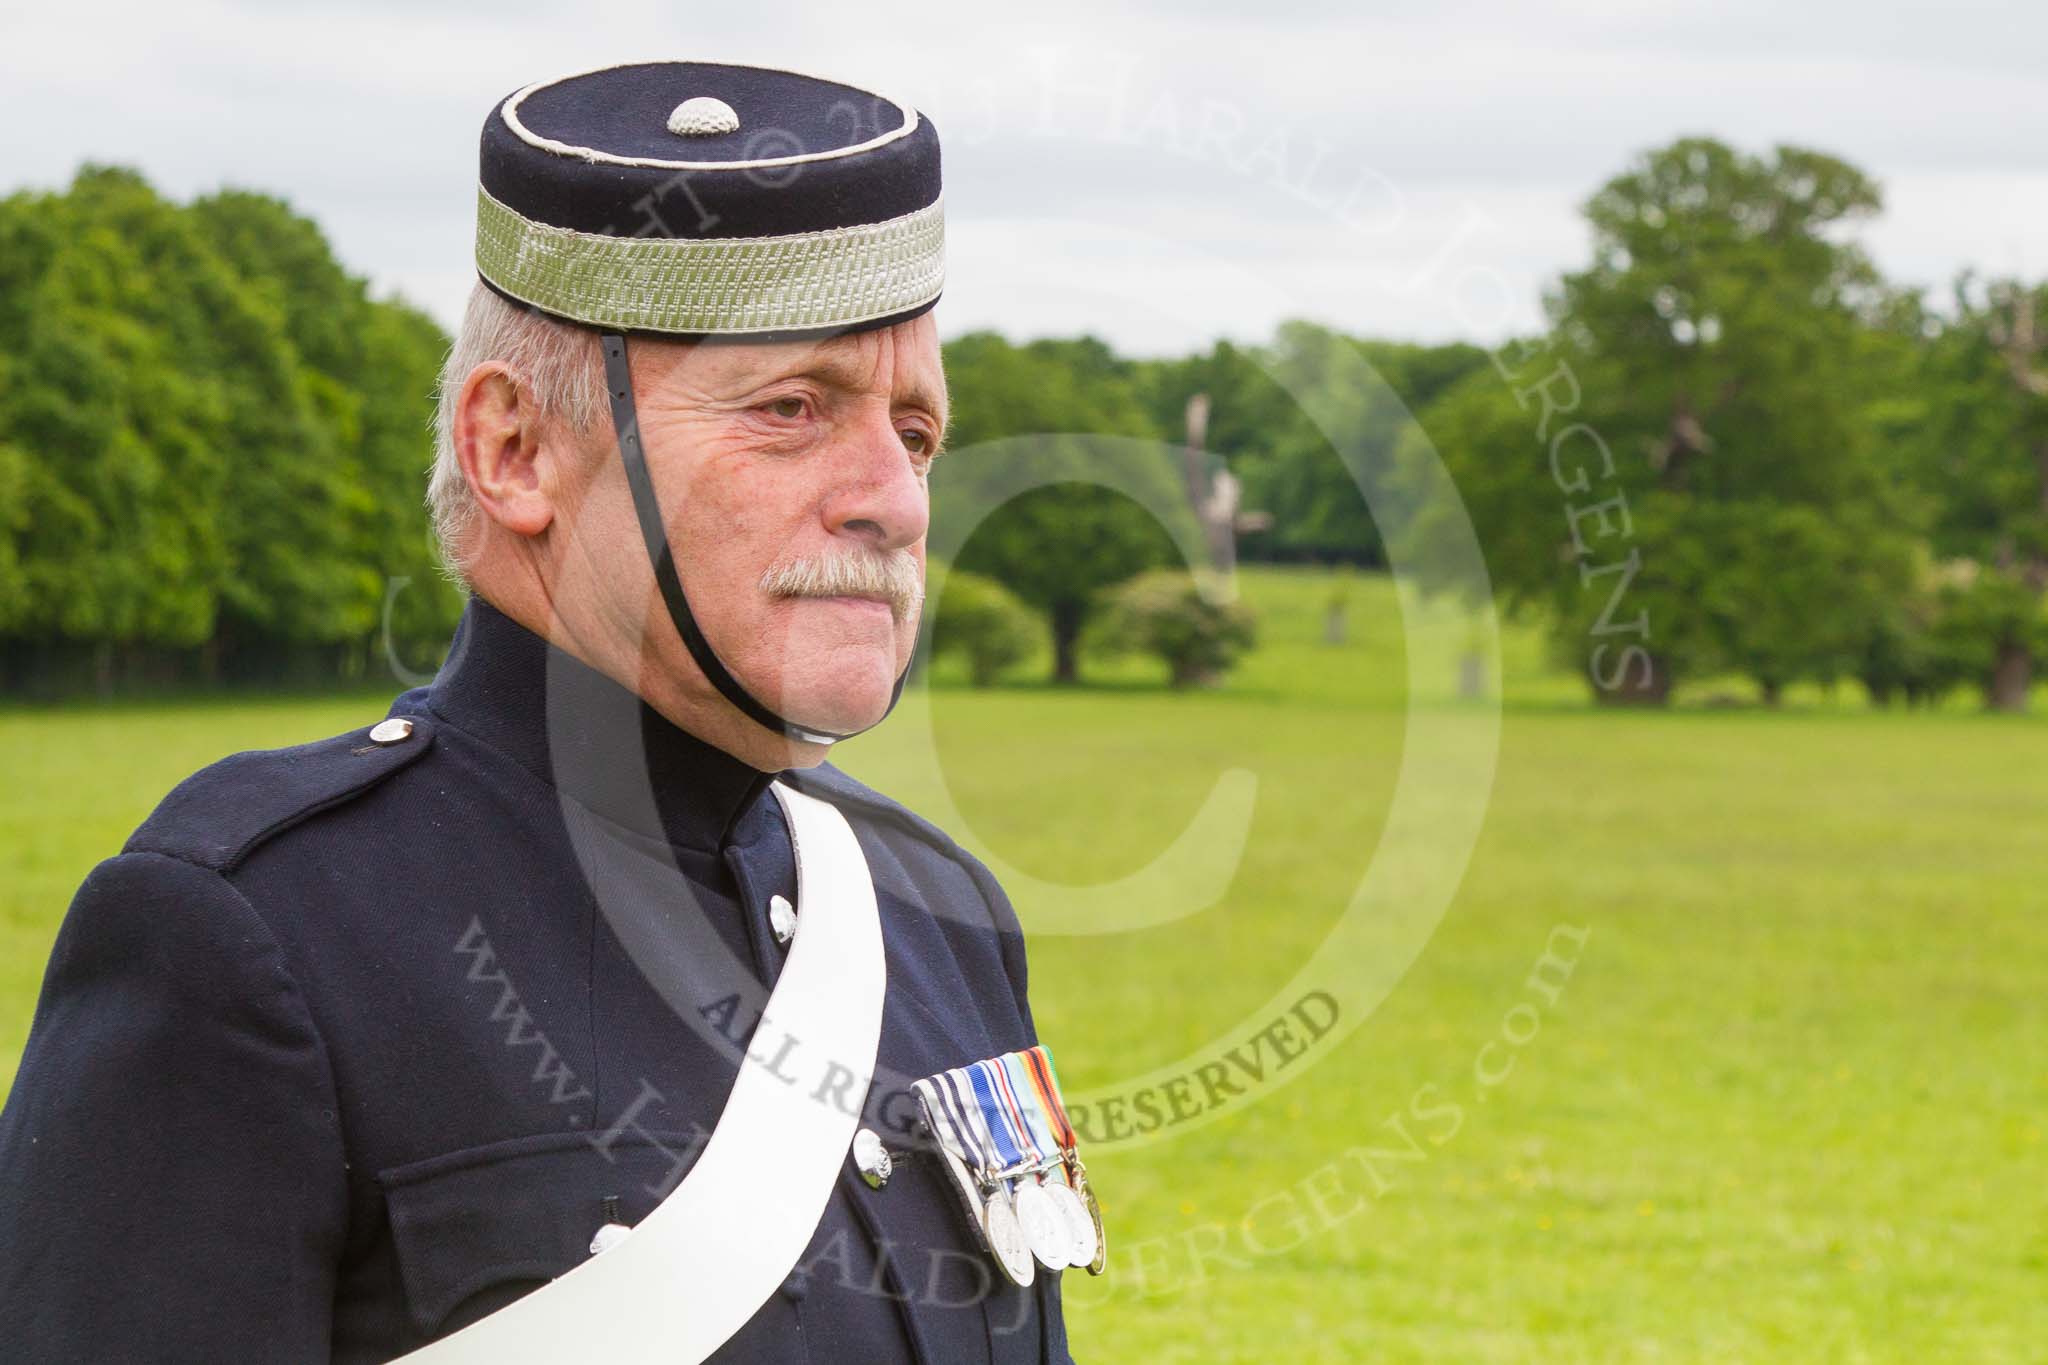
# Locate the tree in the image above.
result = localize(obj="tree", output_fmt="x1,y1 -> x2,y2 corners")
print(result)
1243,328 -> 1489,566
187,187 -> 460,677
1900,277 -> 2048,710
1402,138 -> 1913,703
933,334 -> 1178,682
0,169 -> 234,687
1135,327 -> 1489,567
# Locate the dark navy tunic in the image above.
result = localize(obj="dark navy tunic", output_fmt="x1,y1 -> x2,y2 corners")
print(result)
0,597 -> 1075,1364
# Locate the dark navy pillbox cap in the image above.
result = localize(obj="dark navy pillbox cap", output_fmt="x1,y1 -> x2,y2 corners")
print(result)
473,61 -> 944,337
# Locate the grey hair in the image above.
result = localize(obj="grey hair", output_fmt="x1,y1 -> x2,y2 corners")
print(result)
427,281 -> 609,582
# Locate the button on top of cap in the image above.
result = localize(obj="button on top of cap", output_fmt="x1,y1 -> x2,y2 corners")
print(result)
368,718 -> 414,745
667,96 -> 740,137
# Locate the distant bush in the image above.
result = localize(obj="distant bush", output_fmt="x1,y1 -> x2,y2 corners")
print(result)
929,568 -> 1040,686
1857,555 -> 2048,708
1926,561 -> 2048,709
1093,570 -> 1257,688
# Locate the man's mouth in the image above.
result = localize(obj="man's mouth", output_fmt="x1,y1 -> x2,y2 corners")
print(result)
810,593 -> 895,619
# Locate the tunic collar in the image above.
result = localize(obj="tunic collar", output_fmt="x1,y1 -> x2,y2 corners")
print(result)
427,595 -> 779,851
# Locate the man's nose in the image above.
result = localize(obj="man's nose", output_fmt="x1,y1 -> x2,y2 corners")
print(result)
824,404 -> 930,551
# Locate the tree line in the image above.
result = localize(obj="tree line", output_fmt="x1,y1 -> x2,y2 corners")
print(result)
0,165 -> 460,696
1,146 -> 2042,707
1404,139 -> 2048,710
941,139 -> 2047,709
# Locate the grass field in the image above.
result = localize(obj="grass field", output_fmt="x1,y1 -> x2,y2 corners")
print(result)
4,567 -> 2044,1361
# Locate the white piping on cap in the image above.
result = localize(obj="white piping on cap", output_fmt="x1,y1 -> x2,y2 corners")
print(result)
499,60 -> 919,171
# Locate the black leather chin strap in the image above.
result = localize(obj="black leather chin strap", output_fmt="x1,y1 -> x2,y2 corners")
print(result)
601,333 -> 909,747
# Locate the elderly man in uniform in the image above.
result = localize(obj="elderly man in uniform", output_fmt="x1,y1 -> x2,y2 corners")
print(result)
0,62 -> 1093,1363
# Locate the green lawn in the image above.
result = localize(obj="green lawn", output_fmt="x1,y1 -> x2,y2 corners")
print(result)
4,568 -> 2044,1361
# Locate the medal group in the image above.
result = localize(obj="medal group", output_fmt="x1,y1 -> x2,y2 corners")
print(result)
913,1047 -> 1106,1288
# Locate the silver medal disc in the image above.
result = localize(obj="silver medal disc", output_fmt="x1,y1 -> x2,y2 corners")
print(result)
982,1189 -> 1037,1288
1014,1177 -> 1071,1271
1077,1171 -> 1107,1276
1047,1179 -> 1098,1268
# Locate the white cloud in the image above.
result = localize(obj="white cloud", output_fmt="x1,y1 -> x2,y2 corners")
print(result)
3,0 -> 2042,351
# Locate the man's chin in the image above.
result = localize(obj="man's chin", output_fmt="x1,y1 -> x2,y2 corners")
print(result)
770,671 -> 900,741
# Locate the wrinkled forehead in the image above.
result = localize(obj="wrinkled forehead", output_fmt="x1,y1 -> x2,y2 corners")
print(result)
677,318 -> 948,414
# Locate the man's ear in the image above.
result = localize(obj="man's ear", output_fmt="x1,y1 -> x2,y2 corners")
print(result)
455,363 -> 555,538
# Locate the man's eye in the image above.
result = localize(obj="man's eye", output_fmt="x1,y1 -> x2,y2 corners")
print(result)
765,396 -> 807,419
900,428 -> 930,454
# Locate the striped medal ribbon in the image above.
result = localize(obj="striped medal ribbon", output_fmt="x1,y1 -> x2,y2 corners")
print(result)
974,1058 -> 1072,1271
1019,1047 -> 1078,1154
1017,1046 -> 1105,1275
994,1056 -> 1053,1158
914,1076 -> 983,1176
929,1065 -> 1035,1286
964,1061 -> 1031,1175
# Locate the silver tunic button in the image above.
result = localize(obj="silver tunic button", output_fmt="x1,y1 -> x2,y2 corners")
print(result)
768,894 -> 797,944
368,718 -> 414,745
852,1127 -> 892,1189
589,1195 -> 629,1255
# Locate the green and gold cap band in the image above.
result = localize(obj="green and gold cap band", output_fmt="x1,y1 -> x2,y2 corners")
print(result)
474,186 -> 944,335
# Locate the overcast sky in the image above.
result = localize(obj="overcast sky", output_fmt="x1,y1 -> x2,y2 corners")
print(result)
3,0 -> 2043,355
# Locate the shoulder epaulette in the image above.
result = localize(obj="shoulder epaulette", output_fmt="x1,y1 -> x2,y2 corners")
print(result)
126,713 -> 437,873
